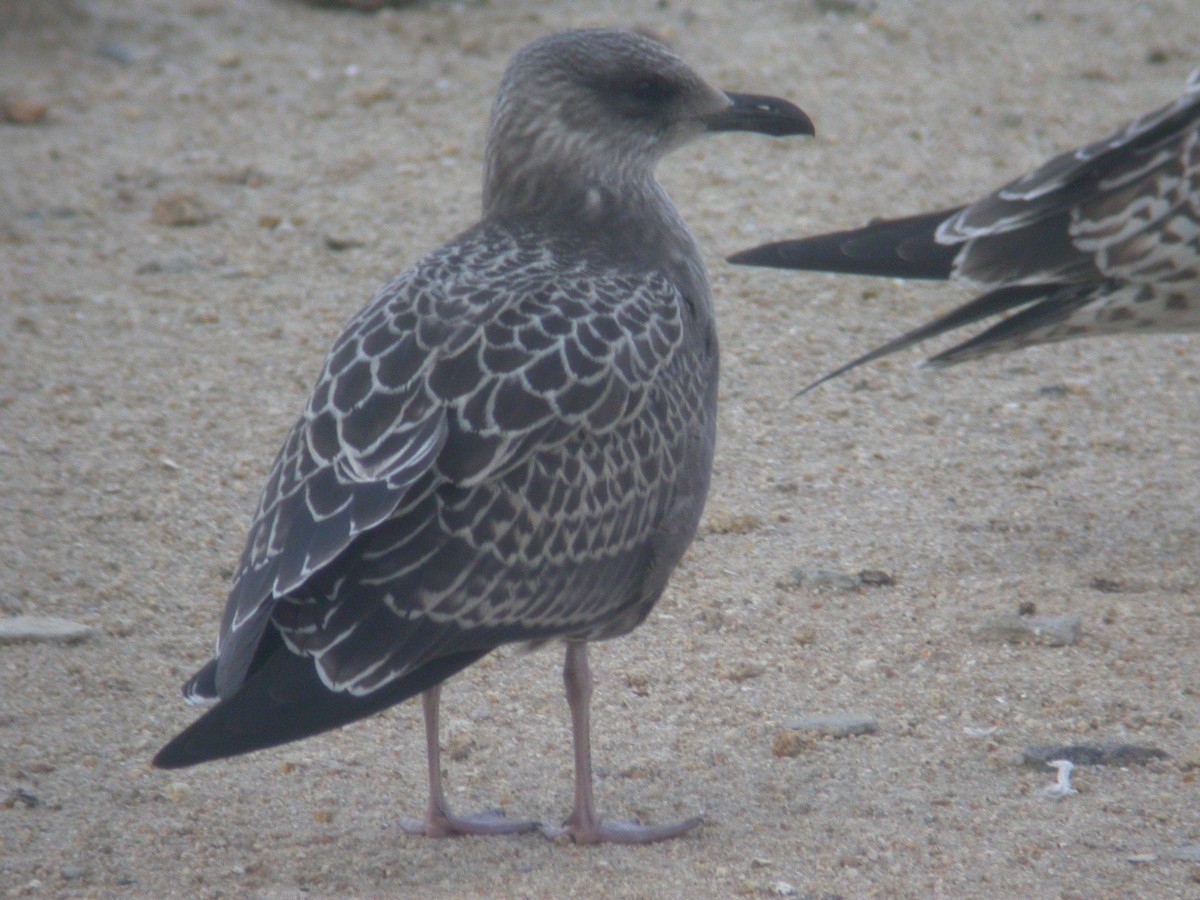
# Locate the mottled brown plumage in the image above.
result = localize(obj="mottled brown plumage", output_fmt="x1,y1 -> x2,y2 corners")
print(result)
732,66 -> 1200,392
154,28 -> 812,844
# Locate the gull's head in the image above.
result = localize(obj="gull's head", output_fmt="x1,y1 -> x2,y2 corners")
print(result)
483,28 -> 813,217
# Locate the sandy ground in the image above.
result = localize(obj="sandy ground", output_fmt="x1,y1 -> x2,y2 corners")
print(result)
3,0 -> 1200,896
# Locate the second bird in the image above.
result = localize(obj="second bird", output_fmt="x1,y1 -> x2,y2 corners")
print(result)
732,66 -> 1200,393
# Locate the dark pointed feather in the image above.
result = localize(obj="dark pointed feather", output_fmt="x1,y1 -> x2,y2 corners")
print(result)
794,284 -> 1053,395
923,284 -> 1099,367
729,208 -> 962,280
155,644 -> 490,768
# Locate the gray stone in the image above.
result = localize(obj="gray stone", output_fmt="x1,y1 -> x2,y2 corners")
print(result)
789,714 -> 878,738
0,616 -> 94,645
782,568 -> 894,592
971,612 -> 1081,646
813,0 -> 878,14
324,233 -> 369,251
136,252 -> 196,275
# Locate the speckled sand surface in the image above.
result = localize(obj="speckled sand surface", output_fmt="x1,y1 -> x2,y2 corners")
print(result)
3,1 -> 1200,896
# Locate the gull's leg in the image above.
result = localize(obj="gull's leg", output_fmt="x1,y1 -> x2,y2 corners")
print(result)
399,685 -> 538,838
551,642 -> 702,845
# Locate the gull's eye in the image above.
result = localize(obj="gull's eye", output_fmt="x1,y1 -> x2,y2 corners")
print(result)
629,73 -> 677,105
596,70 -> 682,119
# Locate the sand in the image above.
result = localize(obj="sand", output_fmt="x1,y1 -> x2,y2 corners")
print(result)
2,0 -> 1199,896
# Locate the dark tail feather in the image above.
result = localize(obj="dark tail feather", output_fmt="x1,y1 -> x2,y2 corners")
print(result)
795,283 -> 1057,396
182,659 -> 218,703
729,207 -> 964,280
152,647 -> 490,769
924,283 -> 1096,366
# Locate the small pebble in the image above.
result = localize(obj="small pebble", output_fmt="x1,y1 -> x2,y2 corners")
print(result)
0,616 -> 94,645
319,0 -> 385,9
104,619 -> 136,638
792,625 -> 817,645
971,612 -> 1081,646
771,730 -> 812,758
445,732 -> 474,762
215,165 -> 267,187
97,42 -> 158,64
324,233 -> 368,251
722,662 -> 766,682
136,253 -> 197,275
787,568 -> 858,591
354,80 -> 394,107
858,569 -> 895,587
3,788 -> 39,809
814,0 -> 877,14
61,865 -> 87,881
780,568 -> 891,592
704,512 -> 763,535
1,97 -> 49,125
789,714 -> 878,738
152,192 -> 214,227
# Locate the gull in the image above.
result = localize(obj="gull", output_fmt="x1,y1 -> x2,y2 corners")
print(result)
152,28 -> 812,845
731,66 -> 1200,393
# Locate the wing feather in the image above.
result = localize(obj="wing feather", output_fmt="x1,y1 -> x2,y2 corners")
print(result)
730,66 -> 1200,386
198,223 -> 690,698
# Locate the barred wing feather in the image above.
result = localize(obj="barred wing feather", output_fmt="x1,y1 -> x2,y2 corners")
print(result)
198,225 -> 687,699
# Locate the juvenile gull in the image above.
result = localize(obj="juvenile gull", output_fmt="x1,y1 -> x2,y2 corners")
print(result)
731,66 -> 1200,393
153,28 -> 812,845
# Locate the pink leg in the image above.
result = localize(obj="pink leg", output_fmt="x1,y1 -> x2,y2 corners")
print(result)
551,642 -> 702,845
399,685 -> 538,838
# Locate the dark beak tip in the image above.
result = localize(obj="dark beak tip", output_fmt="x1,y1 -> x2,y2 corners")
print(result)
727,242 -> 785,267
762,100 -> 816,138
710,91 -> 815,138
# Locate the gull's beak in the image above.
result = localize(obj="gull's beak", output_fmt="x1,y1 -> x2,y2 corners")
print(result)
704,92 -> 815,137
